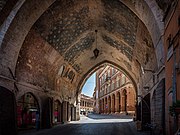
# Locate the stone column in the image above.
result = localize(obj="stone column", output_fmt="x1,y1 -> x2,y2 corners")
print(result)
108,97 -> 110,113
41,97 -> 52,128
67,102 -> 71,122
121,96 -> 125,112
105,98 -> 108,113
115,94 -> 119,113
62,101 -> 67,123
76,102 -> 80,120
116,92 -> 121,113
102,99 -> 104,113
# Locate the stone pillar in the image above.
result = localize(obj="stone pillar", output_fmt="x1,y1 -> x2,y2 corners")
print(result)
67,102 -> 71,122
62,101 -> 67,123
121,96 -> 125,112
41,97 -> 52,128
121,95 -> 127,114
108,97 -> 110,113
76,102 -> 80,120
116,94 -> 120,113
105,98 -> 107,113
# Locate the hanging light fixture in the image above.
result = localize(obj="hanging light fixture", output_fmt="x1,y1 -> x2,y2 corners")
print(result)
93,30 -> 99,58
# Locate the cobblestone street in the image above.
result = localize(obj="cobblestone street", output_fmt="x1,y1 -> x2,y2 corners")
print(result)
19,114 -> 149,135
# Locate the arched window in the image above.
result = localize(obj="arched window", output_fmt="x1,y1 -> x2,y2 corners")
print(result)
111,81 -> 114,90
116,77 -> 119,88
121,74 -> 126,85
108,70 -> 110,77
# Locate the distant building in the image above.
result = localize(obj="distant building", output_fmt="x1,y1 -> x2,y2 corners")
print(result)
80,94 -> 94,114
95,65 -> 136,115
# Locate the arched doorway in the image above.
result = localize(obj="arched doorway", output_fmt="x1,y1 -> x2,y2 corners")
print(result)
54,100 -> 62,124
0,86 -> 17,135
17,92 -> 39,129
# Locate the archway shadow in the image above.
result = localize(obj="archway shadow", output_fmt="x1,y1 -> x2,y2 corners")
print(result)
87,113 -> 133,120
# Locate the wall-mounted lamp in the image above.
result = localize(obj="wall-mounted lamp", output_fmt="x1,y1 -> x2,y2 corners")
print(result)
93,30 -> 99,58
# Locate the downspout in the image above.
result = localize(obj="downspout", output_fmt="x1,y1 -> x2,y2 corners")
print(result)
172,46 -> 177,103
172,41 -> 177,134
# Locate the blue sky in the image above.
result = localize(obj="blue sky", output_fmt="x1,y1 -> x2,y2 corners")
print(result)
82,73 -> 96,97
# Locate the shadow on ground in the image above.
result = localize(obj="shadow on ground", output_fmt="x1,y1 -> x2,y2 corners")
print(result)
87,113 -> 133,120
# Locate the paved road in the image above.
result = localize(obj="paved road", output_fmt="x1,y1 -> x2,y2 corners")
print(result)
19,113 -> 149,135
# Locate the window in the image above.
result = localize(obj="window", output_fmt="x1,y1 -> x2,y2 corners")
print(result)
105,85 -> 107,94
108,70 -> 110,77
121,74 -> 126,85
116,77 -> 119,88
111,81 -> 114,90
112,68 -> 115,75
108,85 -> 110,92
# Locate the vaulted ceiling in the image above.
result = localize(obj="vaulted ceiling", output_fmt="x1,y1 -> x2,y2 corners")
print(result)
8,0 -> 161,97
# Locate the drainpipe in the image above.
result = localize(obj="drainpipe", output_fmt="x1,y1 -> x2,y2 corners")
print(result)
173,47 -> 177,133
172,48 -> 176,103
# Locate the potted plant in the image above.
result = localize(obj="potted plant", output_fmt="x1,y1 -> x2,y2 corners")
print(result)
169,100 -> 180,116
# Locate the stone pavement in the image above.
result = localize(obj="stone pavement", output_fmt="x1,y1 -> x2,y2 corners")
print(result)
19,113 -> 150,135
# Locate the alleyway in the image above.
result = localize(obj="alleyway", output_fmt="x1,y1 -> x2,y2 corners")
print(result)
19,114 -> 149,135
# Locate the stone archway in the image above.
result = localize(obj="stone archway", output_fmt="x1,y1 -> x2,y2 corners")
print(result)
0,86 -> 17,135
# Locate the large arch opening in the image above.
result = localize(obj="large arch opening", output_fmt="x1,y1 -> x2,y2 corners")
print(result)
79,63 -> 137,120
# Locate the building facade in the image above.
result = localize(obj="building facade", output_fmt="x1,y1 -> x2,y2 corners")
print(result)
80,94 -> 94,114
95,66 -> 136,115
164,1 -> 180,134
